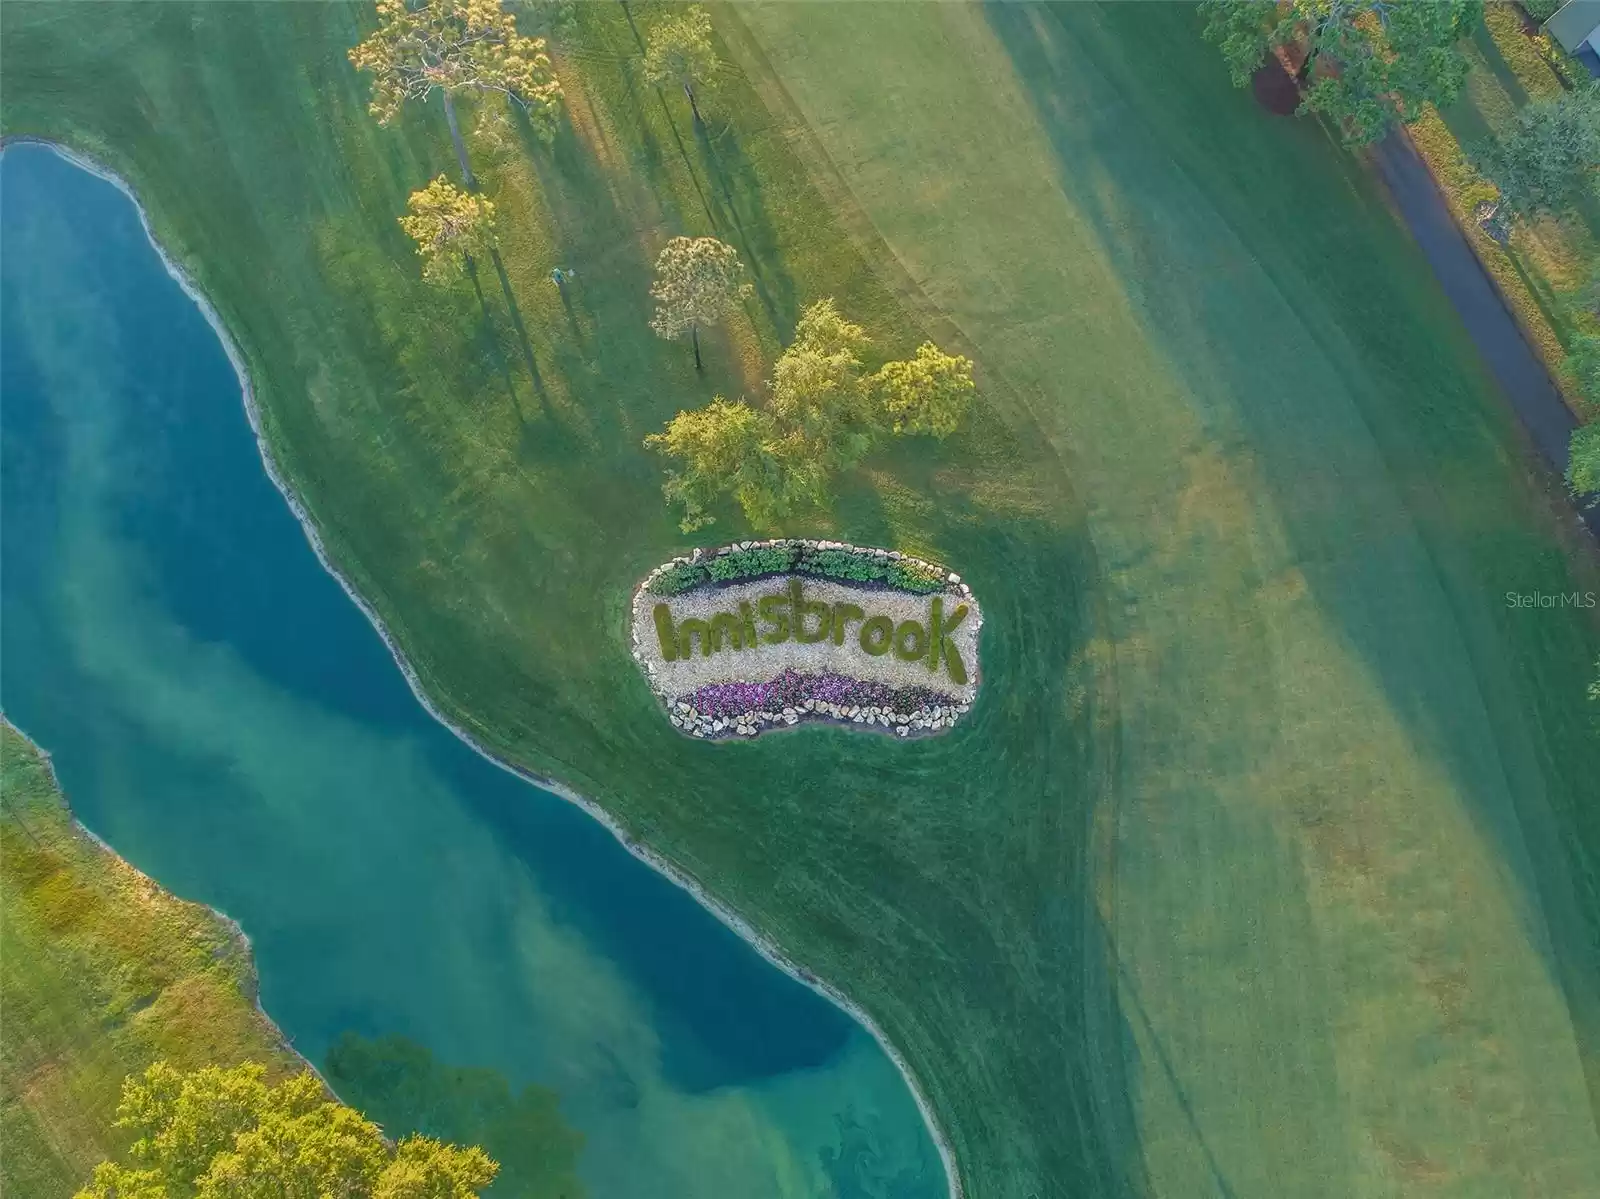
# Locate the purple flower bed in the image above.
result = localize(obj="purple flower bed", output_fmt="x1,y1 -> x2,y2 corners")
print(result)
687,669 -> 949,719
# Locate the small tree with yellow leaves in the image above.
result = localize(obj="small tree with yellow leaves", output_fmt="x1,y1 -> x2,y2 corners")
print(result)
399,176 -> 496,284
75,1061 -> 497,1199
873,342 -> 975,439
642,4 -> 717,124
349,0 -> 563,184
648,236 -> 751,371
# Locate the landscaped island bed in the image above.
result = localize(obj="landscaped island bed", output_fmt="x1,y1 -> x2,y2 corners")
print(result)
631,540 -> 982,738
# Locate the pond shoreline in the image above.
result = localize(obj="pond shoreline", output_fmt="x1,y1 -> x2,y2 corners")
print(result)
0,136 -> 962,1199
0,717 -> 321,1091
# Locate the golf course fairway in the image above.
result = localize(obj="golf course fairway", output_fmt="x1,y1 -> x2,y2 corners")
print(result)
3,2 -> 1599,1196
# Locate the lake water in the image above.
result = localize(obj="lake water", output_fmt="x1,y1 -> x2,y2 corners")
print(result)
0,142 -> 942,1199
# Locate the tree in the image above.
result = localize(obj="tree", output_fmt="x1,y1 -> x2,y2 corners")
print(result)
399,176 -> 497,284
645,398 -> 823,532
1472,81 -> 1600,222
75,1062 -> 498,1199
646,297 -> 976,529
641,4 -> 717,123
648,236 -> 751,370
349,0 -> 563,186
1569,420 -> 1600,507
1200,0 -> 1481,145
873,342 -> 976,439
768,299 -> 878,470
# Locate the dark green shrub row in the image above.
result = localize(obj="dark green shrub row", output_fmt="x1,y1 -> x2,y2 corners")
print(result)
648,560 -> 710,595
645,542 -> 951,596
709,544 -> 799,582
800,547 -> 878,583
793,546 -> 946,592
881,560 -> 947,593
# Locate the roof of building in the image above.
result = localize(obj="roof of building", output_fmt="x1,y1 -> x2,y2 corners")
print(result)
1546,0 -> 1600,52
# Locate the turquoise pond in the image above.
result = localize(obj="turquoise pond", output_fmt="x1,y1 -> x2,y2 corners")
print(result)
0,143 -> 943,1198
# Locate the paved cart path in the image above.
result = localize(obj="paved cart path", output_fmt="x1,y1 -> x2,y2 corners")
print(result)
1371,129 -> 1600,541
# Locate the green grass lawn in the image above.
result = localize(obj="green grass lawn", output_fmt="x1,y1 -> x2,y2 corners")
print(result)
3,2 -> 1599,1196
1408,2 -> 1600,420
0,723 -> 299,1196
733,3 -> 1600,1193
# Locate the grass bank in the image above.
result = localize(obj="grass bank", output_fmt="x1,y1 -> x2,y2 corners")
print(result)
0,723 -> 299,1195
1407,1 -> 1599,420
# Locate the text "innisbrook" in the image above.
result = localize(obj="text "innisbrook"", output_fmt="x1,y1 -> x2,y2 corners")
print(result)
653,579 -> 971,685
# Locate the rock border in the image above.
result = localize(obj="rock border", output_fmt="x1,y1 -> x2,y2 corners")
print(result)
630,539 -> 982,740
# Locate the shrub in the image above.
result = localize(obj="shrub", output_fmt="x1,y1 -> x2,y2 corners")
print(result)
649,541 -> 954,597
798,547 -> 880,583
886,560 -> 947,593
707,544 -> 799,582
647,560 -> 709,595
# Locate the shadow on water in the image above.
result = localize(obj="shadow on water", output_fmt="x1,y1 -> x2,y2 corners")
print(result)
983,0 -> 1600,1112
325,1033 -> 586,1199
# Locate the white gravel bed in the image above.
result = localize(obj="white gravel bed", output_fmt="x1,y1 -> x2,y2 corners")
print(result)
632,575 -> 982,702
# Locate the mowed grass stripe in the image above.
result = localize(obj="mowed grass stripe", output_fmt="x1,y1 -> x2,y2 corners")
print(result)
734,2 -> 1600,1196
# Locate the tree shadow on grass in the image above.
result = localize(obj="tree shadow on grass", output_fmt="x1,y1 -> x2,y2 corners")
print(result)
1470,21 -> 1537,112
984,0 -> 1600,1122
693,113 -> 799,336
466,260 -> 527,421
1113,959 -> 1240,1199
652,87 -> 718,231
485,250 -> 553,412
617,64 -> 669,180
830,472 -> 896,550
502,93 -> 741,527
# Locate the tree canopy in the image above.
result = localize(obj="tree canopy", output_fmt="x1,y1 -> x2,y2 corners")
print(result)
874,342 -> 977,439
768,299 -> 878,470
75,1061 -> 497,1199
648,235 -> 751,368
1200,0 -> 1481,145
399,176 -> 497,283
348,0 -> 563,133
645,398 -> 823,532
641,5 -> 717,119
647,298 -> 975,530
1472,81 -> 1600,221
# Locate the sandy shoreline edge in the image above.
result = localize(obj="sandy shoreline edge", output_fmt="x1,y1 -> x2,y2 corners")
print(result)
1,137 -> 963,1199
